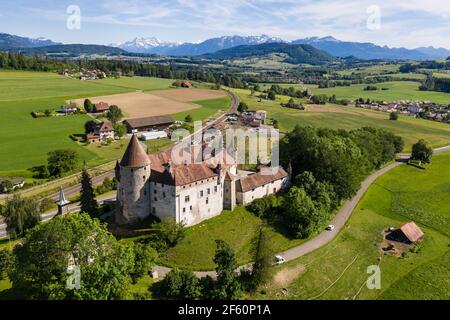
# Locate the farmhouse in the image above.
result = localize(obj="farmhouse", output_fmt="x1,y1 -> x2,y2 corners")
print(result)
94,102 -> 110,113
87,120 -> 115,143
0,177 -> 25,193
59,105 -> 78,114
124,115 -> 175,133
115,135 -> 290,226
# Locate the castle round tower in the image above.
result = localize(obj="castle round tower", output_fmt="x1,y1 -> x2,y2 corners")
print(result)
115,134 -> 151,225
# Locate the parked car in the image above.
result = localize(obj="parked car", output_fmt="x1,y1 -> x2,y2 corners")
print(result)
274,255 -> 286,265
326,224 -> 335,231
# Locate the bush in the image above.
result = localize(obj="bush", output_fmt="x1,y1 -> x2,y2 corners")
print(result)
130,243 -> 158,283
389,112 -> 399,120
159,269 -> 201,300
0,249 -> 14,280
149,220 -> 185,251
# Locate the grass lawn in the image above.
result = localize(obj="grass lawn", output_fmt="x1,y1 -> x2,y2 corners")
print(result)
160,207 -> 305,271
172,95 -> 232,122
256,151 -> 450,300
232,88 -> 450,152
306,81 -> 450,104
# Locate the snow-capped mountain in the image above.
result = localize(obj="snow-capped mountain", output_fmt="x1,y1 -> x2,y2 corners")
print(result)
112,37 -> 179,53
112,34 -> 285,55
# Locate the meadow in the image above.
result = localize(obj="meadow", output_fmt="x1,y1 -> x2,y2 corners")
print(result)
256,151 -> 450,300
161,207 -> 305,271
232,88 -> 450,151
0,71 -> 229,179
306,81 -> 450,104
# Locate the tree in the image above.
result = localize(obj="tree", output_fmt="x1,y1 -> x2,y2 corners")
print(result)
130,243 -> 157,283
389,112 -> 399,120
84,120 -> 98,134
114,123 -> 127,138
237,102 -> 248,113
150,220 -> 185,251
159,269 -> 201,300
267,91 -> 276,100
0,249 -> 14,280
310,94 -> 328,104
80,167 -> 98,218
280,187 -> 325,238
212,240 -> 241,300
106,105 -> 123,126
47,149 -> 78,177
411,139 -> 433,163
1,195 -> 41,238
184,114 -> 193,123
83,99 -> 94,113
9,213 -> 134,300
248,227 -> 274,291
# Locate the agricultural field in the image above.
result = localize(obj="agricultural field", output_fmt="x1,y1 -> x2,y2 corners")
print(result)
0,70 -> 229,180
255,151 -> 450,300
232,88 -> 450,151
306,81 -> 450,104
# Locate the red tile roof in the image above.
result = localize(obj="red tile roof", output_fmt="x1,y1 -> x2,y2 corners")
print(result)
120,135 -> 151,168
94,102 -> 110,112
399,221 -> 424,243
237,166 -> 288,192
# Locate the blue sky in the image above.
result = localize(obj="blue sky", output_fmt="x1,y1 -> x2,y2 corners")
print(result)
0,0 -> 449,48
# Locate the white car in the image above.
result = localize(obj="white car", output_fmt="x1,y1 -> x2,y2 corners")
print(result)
326,224 -> 335,231
274,255 -> 286,265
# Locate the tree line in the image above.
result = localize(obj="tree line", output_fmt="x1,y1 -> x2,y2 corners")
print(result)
0,51 -> 247,89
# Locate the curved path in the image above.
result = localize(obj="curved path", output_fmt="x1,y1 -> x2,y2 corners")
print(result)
154,145 -> 450,278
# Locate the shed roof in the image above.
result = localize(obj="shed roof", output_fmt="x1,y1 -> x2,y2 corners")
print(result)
124,115 -> 174,129
399,221 -> 424,243
236,166 -> 288,192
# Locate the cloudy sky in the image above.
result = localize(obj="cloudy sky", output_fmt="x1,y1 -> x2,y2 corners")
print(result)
0,0 -> 449,48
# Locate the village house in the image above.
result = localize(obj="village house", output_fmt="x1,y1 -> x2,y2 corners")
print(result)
123,115 -> 175,133
115,135 -> 290,226
86,120 -> 115,143
94,102 -> 110,113
59,105 -> 78,115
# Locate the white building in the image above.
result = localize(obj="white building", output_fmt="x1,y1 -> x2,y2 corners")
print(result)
115,135 -> 290,226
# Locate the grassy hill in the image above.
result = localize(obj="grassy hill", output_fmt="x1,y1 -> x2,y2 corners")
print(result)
256,151 -> 450,300
205,43 -> 336,65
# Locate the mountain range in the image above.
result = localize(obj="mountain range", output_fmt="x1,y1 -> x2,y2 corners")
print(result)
1,32 -> 450,60
205,43 -> 336,65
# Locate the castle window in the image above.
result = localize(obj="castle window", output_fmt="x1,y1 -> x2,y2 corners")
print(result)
207,188 -> 210,195
214,186 -> 217,193
163,192 -> 166,198
190,205 -> 192,211
185,195 -> 190,203
154,190 -> 157,194
154,197 -> 157,202
152,207 -> 156,214
183,207 -> 186,213
143,176 -> 146,181
144,190 -> 147,196
206,198 -> 209,204
200,190 -> 204,197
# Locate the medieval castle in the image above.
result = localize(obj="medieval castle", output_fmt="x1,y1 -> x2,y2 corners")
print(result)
115,135 -> 290,226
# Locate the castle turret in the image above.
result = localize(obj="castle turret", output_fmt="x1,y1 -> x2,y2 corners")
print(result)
116,135 -> 151,225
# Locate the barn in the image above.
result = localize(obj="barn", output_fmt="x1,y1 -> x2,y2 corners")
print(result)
123,115 -> 175,133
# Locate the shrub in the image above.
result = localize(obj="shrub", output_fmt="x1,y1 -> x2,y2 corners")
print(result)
389,112 -> 399,120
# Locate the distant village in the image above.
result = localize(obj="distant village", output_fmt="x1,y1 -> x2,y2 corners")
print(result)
60,68 -> 107,81
354,99 -> 450,123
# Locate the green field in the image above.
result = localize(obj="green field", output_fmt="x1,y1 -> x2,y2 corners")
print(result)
257,151 -> 450,300
161,207 -> 304,271
172,95 -> 232,122
0,71 -> 226,179
306,81 -> 450,104
232,88 -> 450,151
